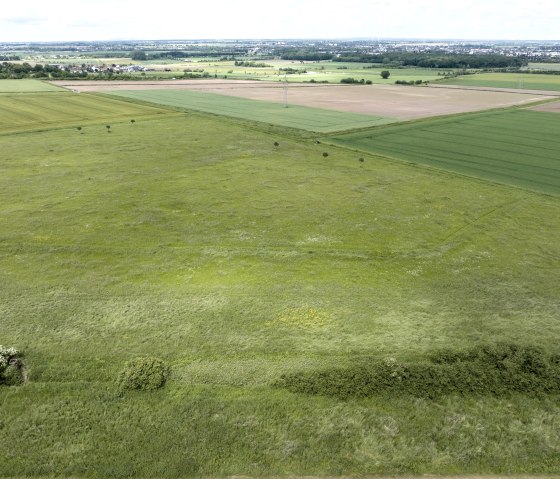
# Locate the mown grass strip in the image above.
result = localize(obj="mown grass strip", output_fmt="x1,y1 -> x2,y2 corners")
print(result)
0,79 -> 66,93
108,88 -> 395,133
0,92 -> 174,134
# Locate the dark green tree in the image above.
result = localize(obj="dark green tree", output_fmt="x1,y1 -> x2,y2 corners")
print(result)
131,51 -> 147,61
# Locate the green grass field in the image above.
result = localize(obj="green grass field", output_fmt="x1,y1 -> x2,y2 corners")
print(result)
0,90 -> 173,134
328,108 -> 560,195
0,84 -> 559,476
108,89 -> 395,132
437,72 -> 560,91
223,62 -> 443,84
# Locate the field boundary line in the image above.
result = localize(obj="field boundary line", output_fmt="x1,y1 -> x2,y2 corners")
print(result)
438,197 -> 526,246
0,112 -> 181,137
322,97 -> 560,137
320,137 -> 559,198
1,476 -> 557,479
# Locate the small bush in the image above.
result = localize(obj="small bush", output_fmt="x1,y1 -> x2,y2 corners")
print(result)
3,364 -> 24,386
340,77 -> 363,84
0,345 -> 18,370
0,345 -> 24,386
322,152 -> 329,158
117,357 -> 170,392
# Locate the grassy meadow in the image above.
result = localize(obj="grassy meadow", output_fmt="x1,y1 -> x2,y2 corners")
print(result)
108,89 -> 395,132
438,72 -> 560,91
217,62 -> 442,84
0,82 -> 560,476
329,108 -> 560,195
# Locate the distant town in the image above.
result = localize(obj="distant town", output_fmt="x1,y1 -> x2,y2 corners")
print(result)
1,38 -> 559,80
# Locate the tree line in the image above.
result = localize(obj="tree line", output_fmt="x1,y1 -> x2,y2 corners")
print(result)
333,52 -> 528,68
276,48 -> 529,68
0,62 -> 73,79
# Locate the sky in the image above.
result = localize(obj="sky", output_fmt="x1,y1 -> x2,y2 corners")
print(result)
1,0 -> 559,42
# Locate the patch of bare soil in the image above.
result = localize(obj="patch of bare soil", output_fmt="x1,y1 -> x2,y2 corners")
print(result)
529,100 -> 560,113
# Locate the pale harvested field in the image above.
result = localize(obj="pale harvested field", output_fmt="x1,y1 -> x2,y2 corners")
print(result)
428,83 -> 560,96
51,80 -> 557,120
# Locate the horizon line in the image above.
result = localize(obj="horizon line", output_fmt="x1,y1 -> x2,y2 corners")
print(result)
2,37 -> 560,44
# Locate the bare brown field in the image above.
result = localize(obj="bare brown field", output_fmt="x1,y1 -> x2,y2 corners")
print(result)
51,80 -> 557,120
530,100 -> 560,113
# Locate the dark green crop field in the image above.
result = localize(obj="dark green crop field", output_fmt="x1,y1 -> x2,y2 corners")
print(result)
0,80 -> 559,477
329,108 -> 560,195
108,89 -> 395,132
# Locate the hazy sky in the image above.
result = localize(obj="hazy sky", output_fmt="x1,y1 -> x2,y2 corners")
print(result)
1,0 -> 559,42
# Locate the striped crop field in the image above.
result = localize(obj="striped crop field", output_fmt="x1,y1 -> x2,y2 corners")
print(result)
0,91 -> 173,134
108,89 -> 395,132
437,72 -> 560,91
328,109 -> 560,195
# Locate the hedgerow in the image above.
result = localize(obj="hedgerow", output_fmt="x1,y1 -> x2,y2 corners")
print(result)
274,343 -> 560,398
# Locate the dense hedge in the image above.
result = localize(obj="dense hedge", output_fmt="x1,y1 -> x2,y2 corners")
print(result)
275,343 -> 560,398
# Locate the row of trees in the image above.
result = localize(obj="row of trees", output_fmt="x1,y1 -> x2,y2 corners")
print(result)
0,62 -> 75,79
333,52 -> 528,68
129,49 -> 249,61
234,60 -> 271,68
276,48 -> 530,68
278,49 -> 334,61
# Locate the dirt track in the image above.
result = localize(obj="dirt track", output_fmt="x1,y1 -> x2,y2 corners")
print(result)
51,80 -> 558,120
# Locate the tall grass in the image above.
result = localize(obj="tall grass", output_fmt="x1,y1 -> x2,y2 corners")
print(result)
0,106 -> 559,475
